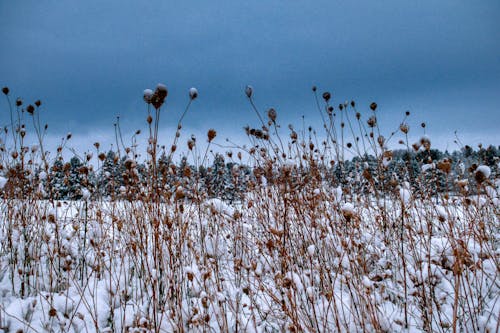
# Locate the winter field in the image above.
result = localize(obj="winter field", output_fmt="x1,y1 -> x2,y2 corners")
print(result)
0,85 -> 499,332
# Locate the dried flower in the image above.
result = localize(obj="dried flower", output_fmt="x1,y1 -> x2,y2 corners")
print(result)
35,100 -> 41,107
370,102 -> 377,111
1,87 -> 9,95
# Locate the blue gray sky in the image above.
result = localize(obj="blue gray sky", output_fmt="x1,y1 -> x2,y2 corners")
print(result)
1,0 -> 499,153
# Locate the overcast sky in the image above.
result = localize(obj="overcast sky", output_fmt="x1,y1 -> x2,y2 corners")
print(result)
1,0 -> 499,153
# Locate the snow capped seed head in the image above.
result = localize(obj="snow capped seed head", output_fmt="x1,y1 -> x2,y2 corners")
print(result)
245,85 -> 253,98
340,203 -> 355,219
322,92 -> 331,102
143,89 -> 153,103
1,87 -> 9,95
189,87 -> 198,100
475,165 -> 491,184
267,108 -> 277,122
151,84 -> 168,109
156,83 -> 167,95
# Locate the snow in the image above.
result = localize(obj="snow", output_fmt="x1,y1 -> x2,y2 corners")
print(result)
0,176 -> 7,189
340,202 -> 354,214
81,188 -> 91,200
399,187 -> 411,204
421,162 -> 435,172
0,195 -> 497,332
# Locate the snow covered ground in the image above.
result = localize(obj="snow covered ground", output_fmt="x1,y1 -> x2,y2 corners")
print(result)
0,187 -> 498,332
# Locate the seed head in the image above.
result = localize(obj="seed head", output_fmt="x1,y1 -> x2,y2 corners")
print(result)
207,129 -> 217,142
48,308 -> 57,317
16,98 -> 22,107
245,85 -> 253,98
267,108 -> 277,122
35,100 -> 41,107
367,116 -> 377,128
400,123 -> 409,134
189,87 -> 198,100
2,87 -> 9,95
26,104 -> 35,114
377,135 -> 385,147
351,100 -> 355,107
419,136 -> 431,150
312,85 -> 317,92
370,102 -> 377,111
322,92 -> 331,102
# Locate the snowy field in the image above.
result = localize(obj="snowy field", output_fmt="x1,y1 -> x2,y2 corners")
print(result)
0,186 -> 498,332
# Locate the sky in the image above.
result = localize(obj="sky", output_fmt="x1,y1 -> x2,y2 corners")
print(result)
1,0 -> 499,156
